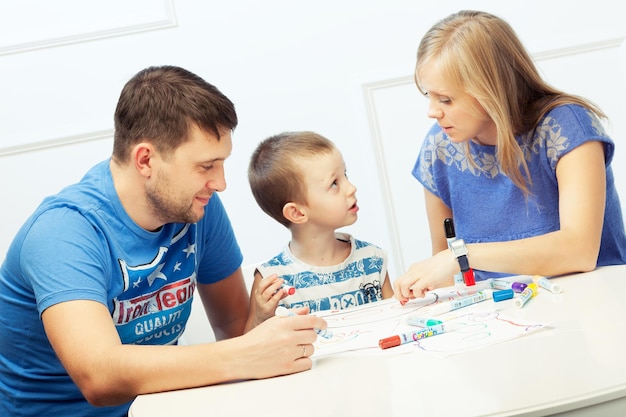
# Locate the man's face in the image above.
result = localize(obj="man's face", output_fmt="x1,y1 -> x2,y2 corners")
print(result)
145,124 -> 232,226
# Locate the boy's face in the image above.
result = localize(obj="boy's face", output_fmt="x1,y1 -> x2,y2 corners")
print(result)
299,149 -> 359,229
145,123 -> 232,226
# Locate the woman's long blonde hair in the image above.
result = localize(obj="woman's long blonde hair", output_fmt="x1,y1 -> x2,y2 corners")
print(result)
415,10 -> 606,193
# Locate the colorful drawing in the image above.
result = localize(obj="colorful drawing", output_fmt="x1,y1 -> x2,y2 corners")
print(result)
312,289 -> 546,358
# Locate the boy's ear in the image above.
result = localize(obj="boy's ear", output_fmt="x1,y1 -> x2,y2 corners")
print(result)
282,202 -> 307,224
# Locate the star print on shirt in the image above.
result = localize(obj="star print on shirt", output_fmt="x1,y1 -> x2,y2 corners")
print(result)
183,243 -> 196,258
147,263 -> 168,286
112,223 -> 198,345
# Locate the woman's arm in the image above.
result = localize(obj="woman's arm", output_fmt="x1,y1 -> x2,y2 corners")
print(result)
395,141 -> 606,301
467,140 -> 605,274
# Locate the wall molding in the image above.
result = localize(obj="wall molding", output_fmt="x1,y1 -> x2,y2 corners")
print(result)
362,75 -> 414,273
0,0 -> 177,56
533,37 -> 625,60
0,129 -> 113,157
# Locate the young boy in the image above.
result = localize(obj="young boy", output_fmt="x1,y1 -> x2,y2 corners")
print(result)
246,131 -> 393,329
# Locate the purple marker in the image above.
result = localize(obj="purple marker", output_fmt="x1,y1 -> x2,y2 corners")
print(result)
489,279 -> 527,293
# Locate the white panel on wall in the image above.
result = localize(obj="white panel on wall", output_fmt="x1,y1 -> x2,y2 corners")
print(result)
0,0 -> 176,56
365,40 -> 626,276
362,76 -> 431,274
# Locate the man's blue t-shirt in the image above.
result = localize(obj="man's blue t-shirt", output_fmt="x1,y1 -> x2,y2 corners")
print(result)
0,160 -> 243,416
413,104 -> 626,280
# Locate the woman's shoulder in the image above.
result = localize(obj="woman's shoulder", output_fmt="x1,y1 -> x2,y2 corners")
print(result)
532,103 -> 614,167
540,103 -> 608,138
543,103 -> 600,125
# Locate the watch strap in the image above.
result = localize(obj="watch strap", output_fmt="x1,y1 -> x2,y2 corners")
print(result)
450,239 -> 470,273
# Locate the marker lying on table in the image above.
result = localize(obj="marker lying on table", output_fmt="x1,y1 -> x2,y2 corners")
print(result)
532,275 -> 562,294
379,323 -> 449,349
492,289 -> 514,302
407,316 -> 443,327
429,291 -> 490,316
275,305 -> 332,339
515,283 -> 538,308
489,279 -> 527,293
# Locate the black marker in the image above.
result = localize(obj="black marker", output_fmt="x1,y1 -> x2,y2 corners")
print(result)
444,218 -> 464,285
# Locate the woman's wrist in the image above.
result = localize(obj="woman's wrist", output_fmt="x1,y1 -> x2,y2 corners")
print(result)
450,238 -> 470,272
449,239 -> 475,286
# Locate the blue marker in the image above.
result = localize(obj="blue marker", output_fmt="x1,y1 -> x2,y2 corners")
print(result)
492,289 -> 514,302
275,306 -> 332,339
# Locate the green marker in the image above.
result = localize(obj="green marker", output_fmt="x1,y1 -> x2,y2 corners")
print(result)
407,316 -> 444,327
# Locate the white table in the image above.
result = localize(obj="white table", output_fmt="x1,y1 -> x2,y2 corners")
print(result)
129,265 -> 626,417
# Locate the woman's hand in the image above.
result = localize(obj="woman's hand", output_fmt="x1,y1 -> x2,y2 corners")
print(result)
393,249 -> 457,303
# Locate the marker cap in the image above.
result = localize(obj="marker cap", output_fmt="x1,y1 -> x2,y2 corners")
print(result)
492,289 -> 514,302
463,269 -> 476,286
511,282 -> 527,293
444,218 -> 456,238
379,336 -> 401,349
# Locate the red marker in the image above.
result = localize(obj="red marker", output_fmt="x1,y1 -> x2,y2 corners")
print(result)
463,268 -> 475,286
282,284 -> 296,295
379,324 -> 447,349
272,284 -> 296,295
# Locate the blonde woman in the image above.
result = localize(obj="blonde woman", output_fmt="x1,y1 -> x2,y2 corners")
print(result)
395,10 -> 626,302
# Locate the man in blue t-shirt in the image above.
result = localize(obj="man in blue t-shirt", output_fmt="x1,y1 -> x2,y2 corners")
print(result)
0,65 -> 327,417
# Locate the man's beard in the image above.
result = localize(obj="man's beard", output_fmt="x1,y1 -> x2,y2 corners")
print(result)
145,174 -> 202,225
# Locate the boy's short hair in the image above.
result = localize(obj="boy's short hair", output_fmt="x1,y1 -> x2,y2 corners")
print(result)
248,131 -> 336,228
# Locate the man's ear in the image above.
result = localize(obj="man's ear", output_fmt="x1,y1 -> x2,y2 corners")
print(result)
133,143 -> 155,178
282,202 -> 307,224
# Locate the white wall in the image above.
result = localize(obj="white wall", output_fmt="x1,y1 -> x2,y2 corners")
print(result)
2,0 -> 625,282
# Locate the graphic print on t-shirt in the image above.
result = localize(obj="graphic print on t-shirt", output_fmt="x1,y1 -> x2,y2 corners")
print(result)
112,224 -> 196,345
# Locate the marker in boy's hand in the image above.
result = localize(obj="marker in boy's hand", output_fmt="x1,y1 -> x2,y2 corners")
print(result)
274,284 -> 295,295
246,273 -> 294,329
259,274 -> 292,298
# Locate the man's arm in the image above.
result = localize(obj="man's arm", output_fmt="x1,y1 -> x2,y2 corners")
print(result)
42,297 -> 326,407
196,267 -> 250,340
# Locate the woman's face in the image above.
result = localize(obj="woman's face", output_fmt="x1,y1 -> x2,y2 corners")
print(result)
417,62 -> 497,146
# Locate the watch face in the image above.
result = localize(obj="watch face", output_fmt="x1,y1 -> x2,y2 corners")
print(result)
450,239 -> 467,257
